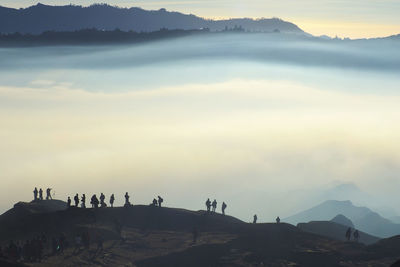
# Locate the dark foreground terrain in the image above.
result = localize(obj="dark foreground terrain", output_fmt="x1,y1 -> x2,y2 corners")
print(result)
1,200 -> 400,267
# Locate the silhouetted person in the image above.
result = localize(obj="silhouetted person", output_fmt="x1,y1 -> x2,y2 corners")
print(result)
345,227 -> 352,241
221,202 -> 227,215
212,199 -> 217,212
67,197 -> 71,208
354,230 -> 359,242
205,198 -> 211,212
253,214 -> 257,224
158,196 -> 163,207
46,188 -> 52,200
276,216 -> 281,224
152,198 -> 158,206
110,194 -> 115,207
73,194 -> 79,207
100,193 -> 106,208
91,194 -> 99,208
39,188 -> 43,200
33,187 -> 38,201
81,194 -> 86,208
192,227 -> 198,243
124,192 -> 131,207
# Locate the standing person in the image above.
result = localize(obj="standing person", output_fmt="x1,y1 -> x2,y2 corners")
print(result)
221,202 -> 227,215
212,199 -> 217,212
157,196 -> 164,207
100,193 -> 106,208
33,187 -> 38,201
39,188 -> 43,200
205,198 -> 211,212
91,194 -> 99,208
253,214 -> 258,224
74,194 -> 79,207
110,194 -> 115,207
124,192 -> 131,207
67,197 -> 71,208
276,216 -> 281,224
152,198 -> 158,206
46,188 -> 52,200
354,230 -> 360,242
81,194 -> 86,208
345,227 -> 352,241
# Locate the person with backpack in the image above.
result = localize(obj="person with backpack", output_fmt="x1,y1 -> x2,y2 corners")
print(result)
205,198 -> 211,212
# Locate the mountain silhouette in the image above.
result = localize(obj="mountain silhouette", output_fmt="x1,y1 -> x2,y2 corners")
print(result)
284,200 -> 371,225
1,200 -> 400,266
331,214 -> 354,228
284,200 -> 400,238
0,3 -> 304,34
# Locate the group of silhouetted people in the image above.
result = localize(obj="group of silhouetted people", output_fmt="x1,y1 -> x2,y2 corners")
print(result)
345,227 -> 360,242
65,192 -> 166,209
33,187 -> 52,201
151,196 -> 164,207
205,198 -> 227,215
66,193 -> 127,209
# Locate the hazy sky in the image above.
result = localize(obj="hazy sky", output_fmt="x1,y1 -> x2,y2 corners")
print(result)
1,35 -> 400,220
2,0 -> 400,38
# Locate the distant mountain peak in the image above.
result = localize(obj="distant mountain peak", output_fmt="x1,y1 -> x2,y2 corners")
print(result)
331,214 -> 354,228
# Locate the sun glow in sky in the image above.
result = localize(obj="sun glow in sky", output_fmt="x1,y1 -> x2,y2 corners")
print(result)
2,0 -> 400,38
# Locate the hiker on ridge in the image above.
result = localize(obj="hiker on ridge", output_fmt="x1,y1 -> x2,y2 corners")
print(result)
91,194 -> 99,208
276,216 -> 281,224
205,198 -> 211,212
212,199 -> 217,212
253,214 -> 257,224
33,187 -> 38,201
67,197 -> 71,208
39,188 -> 43,200
221,202 -> 227,215
81,194 -> 86,208
100,193 -> 106,208
74,194 -> 79,207
124,192 -> 131,207
110,194 -> 115,207
46,188 -> 52,200
158,196 -> 163,207
345,227 -> 352,241
152,198 -> 158,206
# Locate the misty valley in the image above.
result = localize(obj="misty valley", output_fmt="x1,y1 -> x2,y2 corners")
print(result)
1,3 -> 400,267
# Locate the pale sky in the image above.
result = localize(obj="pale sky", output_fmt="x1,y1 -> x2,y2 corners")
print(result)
1,0 -> 400,38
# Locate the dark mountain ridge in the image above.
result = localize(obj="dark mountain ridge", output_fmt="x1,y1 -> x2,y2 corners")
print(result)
0,3 -> 304,34
1,201 -> 400,266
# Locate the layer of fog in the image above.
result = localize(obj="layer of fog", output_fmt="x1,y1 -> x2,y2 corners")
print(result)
1,33 -> 400,222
